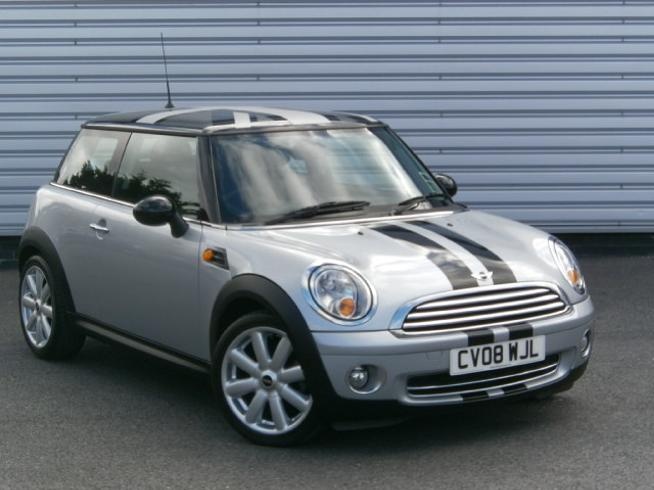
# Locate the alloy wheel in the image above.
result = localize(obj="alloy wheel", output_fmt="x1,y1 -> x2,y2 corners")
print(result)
221,326 -> 313,435
20,265 -> 54,349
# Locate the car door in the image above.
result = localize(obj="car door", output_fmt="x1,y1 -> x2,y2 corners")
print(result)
51,129 -> 130,317
85,132 -> 206,358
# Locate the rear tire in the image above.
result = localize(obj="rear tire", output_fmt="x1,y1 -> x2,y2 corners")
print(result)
18,255 -> 85,360
211,312 -> 323,446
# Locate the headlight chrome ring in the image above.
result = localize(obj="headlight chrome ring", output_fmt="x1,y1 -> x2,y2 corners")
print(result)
306,264 -> 376,324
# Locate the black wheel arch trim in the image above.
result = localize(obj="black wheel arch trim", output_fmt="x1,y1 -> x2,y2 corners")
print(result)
210,273 -> 341,416
18,226 -> 76,313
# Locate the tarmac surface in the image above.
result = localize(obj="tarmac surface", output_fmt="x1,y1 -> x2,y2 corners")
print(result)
0,243 -> 652,489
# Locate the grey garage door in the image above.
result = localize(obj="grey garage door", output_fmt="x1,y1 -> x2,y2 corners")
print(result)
1,0 -> 653,235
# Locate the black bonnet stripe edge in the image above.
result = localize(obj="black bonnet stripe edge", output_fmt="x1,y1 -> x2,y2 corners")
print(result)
461,391 -> 490,402
508,324 -> 534,340
465,325 -> 533,346
466,329 -> 495,346
373,224 -> 478,290
502,384 -> 528,396
411,221 -> 517,284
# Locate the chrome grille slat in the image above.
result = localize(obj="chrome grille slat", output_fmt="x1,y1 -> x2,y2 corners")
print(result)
416,287 -> 551,310
408,361 -> 559,392
401,283 -> 569,334
406,293 -> 561,320
406,355 -> 560,398
404,301 -> 566,328
408,368 -> 558,398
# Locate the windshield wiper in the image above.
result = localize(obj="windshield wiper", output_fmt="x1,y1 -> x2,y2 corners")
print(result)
392,192 -> 447,215
265,200 -> 371,225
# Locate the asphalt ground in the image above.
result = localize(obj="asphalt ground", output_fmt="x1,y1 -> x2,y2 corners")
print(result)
0,244 -> 653,489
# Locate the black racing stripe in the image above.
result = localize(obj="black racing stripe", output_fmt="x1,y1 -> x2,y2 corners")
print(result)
321,112 -> 341,121
159,110 -> 235,129
508,324 -> 534,340
461,391 -> 490,403
374,224 -> 478,290
342,113 -> 371,124
328,112 -> 370,124
466,329 -> 495,346
502,384 -> 528,396
411,221 -> 517,284
249,112 -> 285,122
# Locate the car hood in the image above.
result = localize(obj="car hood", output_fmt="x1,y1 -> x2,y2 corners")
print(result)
222,209 -> 581,330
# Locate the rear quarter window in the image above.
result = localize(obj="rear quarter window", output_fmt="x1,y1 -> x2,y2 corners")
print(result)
55,129 -> 129,196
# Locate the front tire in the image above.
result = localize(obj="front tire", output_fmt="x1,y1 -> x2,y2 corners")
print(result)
211,312 -> 322,446
19,255 -> 85,360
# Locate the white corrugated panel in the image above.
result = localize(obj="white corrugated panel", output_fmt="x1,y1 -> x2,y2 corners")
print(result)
1,0 -> 653,235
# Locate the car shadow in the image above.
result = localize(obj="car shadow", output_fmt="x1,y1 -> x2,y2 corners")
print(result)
310,396 -> 575,453
73,338 -> 216,409
71,337 -> 579,452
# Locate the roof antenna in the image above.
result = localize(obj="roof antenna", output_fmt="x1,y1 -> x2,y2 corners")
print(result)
159,33 -> 175,109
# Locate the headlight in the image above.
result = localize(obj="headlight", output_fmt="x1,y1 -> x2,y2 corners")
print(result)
549,237 -> 586,294
308,265 -> 374,322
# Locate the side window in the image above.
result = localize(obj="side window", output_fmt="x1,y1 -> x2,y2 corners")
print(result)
113,133 -> 202,218
56,129 -> 128,196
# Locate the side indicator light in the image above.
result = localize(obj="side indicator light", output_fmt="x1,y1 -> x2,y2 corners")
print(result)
202,248 -> 216,262
201,247 -> 229,270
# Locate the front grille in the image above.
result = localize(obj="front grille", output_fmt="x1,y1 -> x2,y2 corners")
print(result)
407,355 -> 559,398
401,283 -> 569,334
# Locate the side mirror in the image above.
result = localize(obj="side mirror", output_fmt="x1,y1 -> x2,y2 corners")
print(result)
435,173 -> 458,197
133,195 -> 189,238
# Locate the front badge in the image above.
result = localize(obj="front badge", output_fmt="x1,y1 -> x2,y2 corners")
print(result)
471,270 -> 493,281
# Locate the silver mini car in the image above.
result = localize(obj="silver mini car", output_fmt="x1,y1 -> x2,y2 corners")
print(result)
18,106 -> 593,445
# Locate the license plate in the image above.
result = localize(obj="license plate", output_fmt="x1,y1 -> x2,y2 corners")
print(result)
449,336 -> 546,375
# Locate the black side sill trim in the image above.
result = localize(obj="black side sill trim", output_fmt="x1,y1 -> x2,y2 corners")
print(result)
75,315 -> 210,374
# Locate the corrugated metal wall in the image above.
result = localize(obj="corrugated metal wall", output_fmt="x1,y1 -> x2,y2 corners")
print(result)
1,0 -> 653,235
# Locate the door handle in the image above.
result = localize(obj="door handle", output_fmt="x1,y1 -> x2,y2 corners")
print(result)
89,223 -> 110,234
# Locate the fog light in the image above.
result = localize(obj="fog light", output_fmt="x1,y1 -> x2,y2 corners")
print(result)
348,366 -> 369,390
580,330 -> 592,358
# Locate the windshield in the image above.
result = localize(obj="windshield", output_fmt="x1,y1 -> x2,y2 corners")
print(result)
211,126 -> 447,224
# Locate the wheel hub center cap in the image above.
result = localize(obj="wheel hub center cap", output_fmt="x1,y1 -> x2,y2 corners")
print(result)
260,371 -> 277,390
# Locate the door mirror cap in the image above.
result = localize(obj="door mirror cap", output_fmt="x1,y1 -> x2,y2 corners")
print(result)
133,195 -> 189,238
435,173 -> 458,197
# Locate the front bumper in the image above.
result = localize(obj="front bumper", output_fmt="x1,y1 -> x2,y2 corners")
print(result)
312,296 -> 593,406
